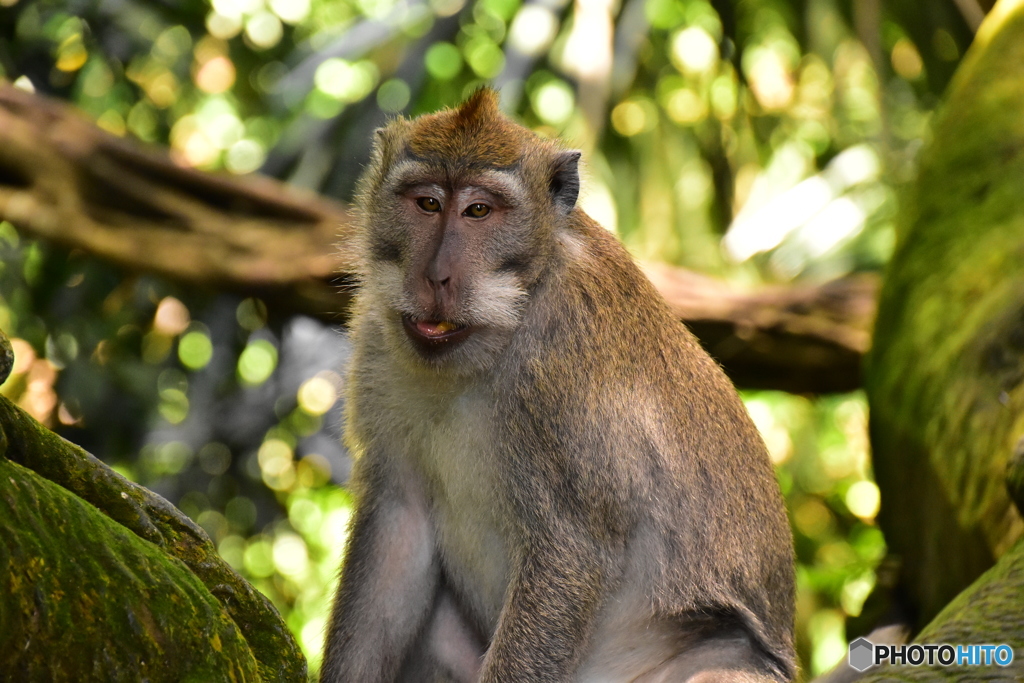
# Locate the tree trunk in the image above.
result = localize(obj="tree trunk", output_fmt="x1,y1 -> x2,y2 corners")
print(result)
866,0 -> 1024,630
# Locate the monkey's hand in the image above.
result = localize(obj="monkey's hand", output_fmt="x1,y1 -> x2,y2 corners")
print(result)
480,537 -> 615,682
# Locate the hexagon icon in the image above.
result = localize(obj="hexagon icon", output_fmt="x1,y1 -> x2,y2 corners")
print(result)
848,637 -> 875,672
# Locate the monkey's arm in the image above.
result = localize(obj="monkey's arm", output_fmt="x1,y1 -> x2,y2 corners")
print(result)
480,535 -> 616,682
320,470 -> 439,683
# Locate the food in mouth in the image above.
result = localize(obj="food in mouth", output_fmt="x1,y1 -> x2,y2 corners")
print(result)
402,315 -> 472,354
417,320 -> 458,336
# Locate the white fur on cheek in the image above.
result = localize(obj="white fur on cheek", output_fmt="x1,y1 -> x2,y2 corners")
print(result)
466,272 -> 526,330
363,261 -> 406,313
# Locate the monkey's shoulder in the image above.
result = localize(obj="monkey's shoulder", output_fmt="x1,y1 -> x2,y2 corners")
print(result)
509,226 -> 747,425
494,225 -> 779,488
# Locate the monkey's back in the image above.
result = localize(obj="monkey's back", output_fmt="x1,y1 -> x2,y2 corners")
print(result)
493,212 -> 796,679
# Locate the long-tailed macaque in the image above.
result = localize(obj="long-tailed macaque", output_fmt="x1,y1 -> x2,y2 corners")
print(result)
321,89 -> 795,683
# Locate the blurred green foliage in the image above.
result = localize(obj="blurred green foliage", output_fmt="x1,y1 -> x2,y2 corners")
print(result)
0,0 -> 975,676
748,391 -> 886,674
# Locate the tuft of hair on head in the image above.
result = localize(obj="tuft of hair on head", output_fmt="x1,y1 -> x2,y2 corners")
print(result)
452,87 -> 502,125
406,87 -> 530,168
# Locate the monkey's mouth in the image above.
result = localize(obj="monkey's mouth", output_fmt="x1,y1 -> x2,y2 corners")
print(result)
402,315 -> 472,354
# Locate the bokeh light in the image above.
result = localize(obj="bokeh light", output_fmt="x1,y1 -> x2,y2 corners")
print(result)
238,339 -> 278,386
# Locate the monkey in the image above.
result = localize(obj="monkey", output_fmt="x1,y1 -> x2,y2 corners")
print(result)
321,88 -> 796,683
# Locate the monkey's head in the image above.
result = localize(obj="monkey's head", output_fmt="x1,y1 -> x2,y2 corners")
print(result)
354,88 -> 582,373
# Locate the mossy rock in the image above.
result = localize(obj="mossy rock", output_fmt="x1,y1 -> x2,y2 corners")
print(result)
857,535 -> 1024,681
0,455 -> 261,681
865,0 -> 1024,628
0,328 -> 306,681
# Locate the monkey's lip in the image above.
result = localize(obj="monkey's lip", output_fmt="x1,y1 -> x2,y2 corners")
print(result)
402,315 -> 473,351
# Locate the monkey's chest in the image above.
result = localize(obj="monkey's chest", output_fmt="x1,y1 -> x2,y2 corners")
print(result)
415,398 -> 510,631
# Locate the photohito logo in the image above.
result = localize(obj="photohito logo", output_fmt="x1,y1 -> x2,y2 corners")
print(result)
848,638 -> 1015,672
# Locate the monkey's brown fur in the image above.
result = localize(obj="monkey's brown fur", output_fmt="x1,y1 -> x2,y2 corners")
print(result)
322,89 -> 796,683
406,92 -> 527,166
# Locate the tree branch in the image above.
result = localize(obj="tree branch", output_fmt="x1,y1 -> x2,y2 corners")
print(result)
0,85 -> 353,318
0,85 -> 876,393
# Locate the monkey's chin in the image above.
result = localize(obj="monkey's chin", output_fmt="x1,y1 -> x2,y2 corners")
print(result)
401,315 -> 473,357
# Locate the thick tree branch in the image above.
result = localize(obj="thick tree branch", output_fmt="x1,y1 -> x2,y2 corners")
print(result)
644,265 -> 875,392
0,86 -> 353,317
0,85 -> 876,392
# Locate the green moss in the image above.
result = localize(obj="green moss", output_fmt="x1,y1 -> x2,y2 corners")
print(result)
865,0 -> 1024,626
0,392 -> 306,680
0,455 -> 258,680
858,537 -> 1024,681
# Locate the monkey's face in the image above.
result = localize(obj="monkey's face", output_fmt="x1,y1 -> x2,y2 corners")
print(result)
359,161 -> 540,374
353,90 -> 581,374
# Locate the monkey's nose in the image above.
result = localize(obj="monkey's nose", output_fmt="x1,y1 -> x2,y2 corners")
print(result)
427,275 -> 451,290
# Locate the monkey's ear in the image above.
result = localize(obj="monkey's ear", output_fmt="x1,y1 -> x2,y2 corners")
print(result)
371,124 -> 406,170
550,150 -> 581,214
373,127 -> 394,155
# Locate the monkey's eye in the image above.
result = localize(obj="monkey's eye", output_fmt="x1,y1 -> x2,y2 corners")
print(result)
464,203 -> 491,218
416,197 -> 441,212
